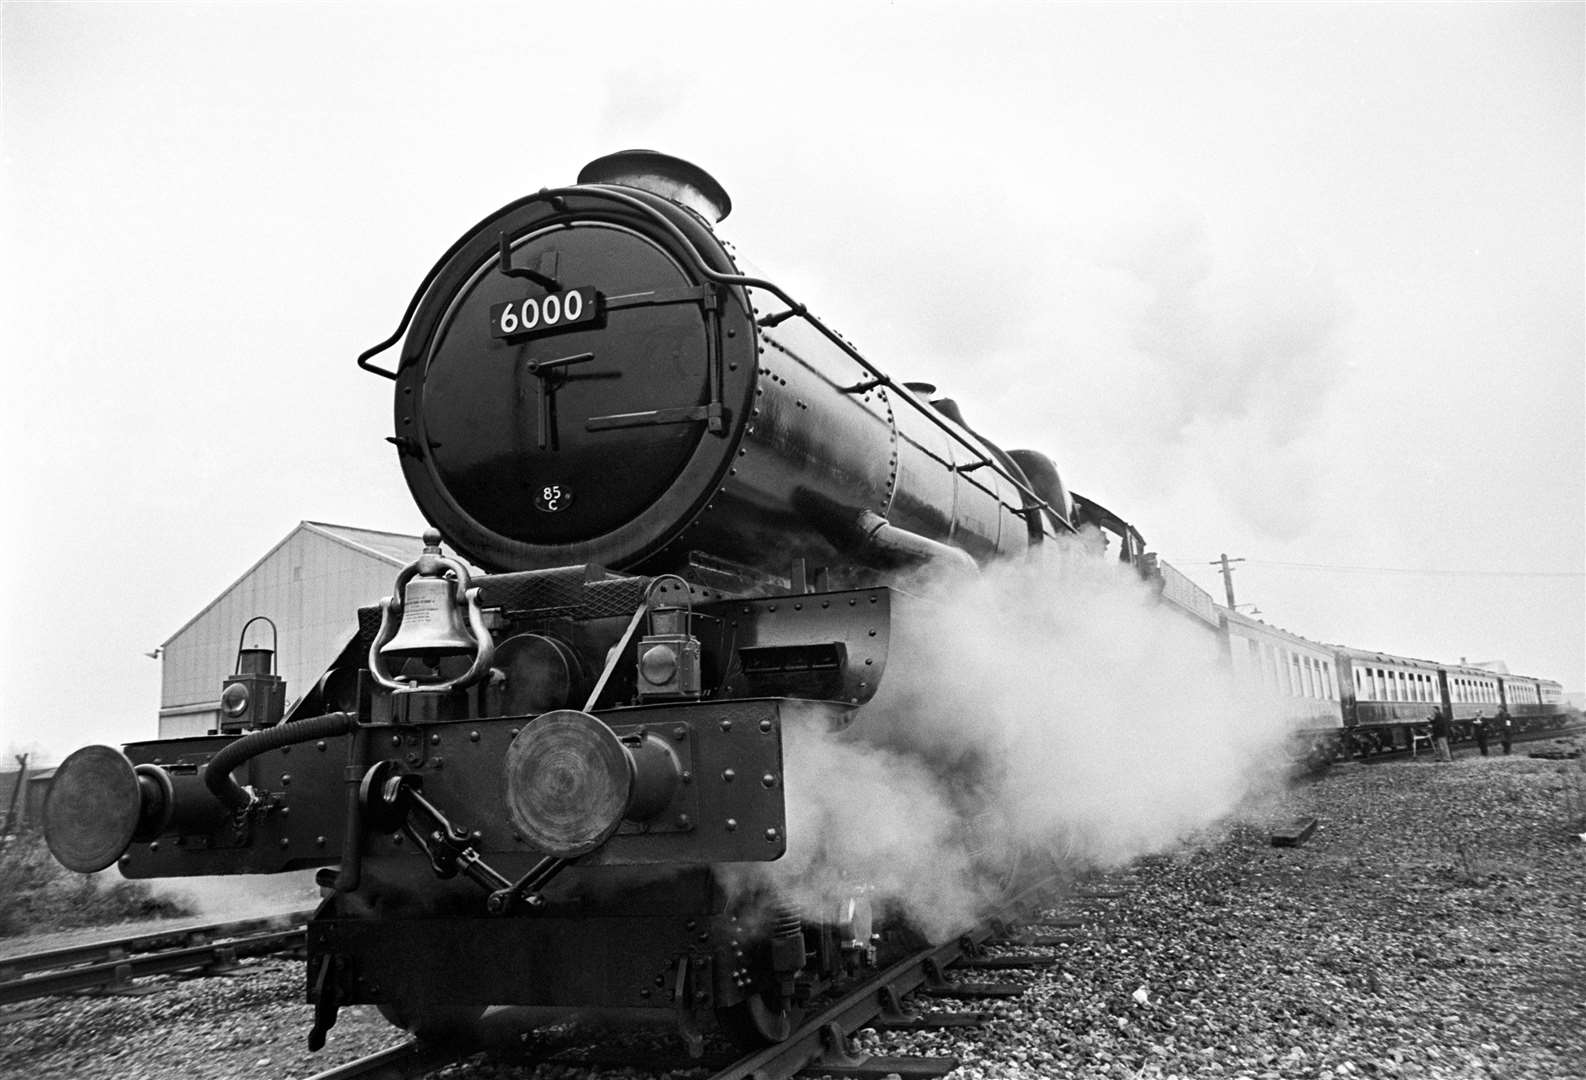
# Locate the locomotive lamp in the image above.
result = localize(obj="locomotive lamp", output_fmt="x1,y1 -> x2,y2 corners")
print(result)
369,531 -> 494,692
636,605 -> 702,701
218,616 -> 285,734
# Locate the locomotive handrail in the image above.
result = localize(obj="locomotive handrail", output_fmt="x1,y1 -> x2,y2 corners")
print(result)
579,193 -> 1061,524
356,189 -> 574,379
356,184 -> 1058,531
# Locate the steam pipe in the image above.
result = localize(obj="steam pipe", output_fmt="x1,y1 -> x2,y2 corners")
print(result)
203,711 -> 357,811
333,724 -> 373,893
854,510 -> 978,577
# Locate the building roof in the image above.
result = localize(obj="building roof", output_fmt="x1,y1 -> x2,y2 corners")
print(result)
162,522 -> 425,646
304,522 -> 428,566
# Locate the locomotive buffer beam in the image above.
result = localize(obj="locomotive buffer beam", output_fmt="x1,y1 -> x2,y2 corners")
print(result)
360,761 -> 570,912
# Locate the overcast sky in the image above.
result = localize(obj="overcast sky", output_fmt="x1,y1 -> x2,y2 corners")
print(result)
3,2 -> 1581,764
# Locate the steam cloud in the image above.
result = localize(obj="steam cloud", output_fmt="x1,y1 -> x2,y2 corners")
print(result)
735,536 -> 1288,940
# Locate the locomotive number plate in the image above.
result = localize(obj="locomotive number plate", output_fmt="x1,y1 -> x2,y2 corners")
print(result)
490,287 -> 601,340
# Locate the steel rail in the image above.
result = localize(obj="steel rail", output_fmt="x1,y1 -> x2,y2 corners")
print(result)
0,918 -> 311,1006
0,908 -> 315,981
707,873 -> 1065,1080
298,1041 -> 465,1080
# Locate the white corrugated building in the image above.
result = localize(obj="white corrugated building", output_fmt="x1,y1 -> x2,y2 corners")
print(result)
157,522 -> 428,738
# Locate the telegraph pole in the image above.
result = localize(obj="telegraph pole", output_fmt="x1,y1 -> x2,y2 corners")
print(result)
1211,553 -> 1245,608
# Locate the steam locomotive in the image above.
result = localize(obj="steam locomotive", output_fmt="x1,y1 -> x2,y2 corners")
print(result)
39,151 -> 1571,1055
42,151 -> 1103,1053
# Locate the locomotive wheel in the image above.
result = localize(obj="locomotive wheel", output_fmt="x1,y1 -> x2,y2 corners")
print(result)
376,1001 -> 487,1045
719,989 -> 804,1046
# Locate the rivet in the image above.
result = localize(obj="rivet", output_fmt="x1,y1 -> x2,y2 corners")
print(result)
765,828 -> 780,842
469,730 -> 480,742
722,768 -> 736,783
725,818 -> 738,831
315,836 -> 326,847
677,814 -> 692,828
279,838 -> 290,849
761,773 -> 777,788
760,719 -> 773,733
316,741 -> 327,752
391,735 -> 402,747
281,774 -> 292,786
429,733 -> 441,746
674,725 -> 688,740
149,842 -> 160,853
720,720 -> 733,732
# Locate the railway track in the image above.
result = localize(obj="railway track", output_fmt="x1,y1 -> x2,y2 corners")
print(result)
1351,721 -> 1583,765
300,873 -> 1116,1080
0,909 -> 315,1006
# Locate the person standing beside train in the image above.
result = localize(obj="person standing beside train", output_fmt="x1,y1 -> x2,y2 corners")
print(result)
1497,707 -> 1513,754
1472,712 -> 1490,756
1430,708 -> 1453,762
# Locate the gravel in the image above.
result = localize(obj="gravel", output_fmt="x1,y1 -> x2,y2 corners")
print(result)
3,740 -> 1582,1080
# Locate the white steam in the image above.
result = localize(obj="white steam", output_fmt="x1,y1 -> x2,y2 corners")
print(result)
739,537 -> 1287,940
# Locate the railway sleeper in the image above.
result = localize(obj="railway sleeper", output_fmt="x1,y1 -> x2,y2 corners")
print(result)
795,1021 -> 959,1079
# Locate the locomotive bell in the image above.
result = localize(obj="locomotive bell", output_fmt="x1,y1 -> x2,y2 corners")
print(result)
380,572 -> 478,661
369,531 -> 495,692
380,532 -> 479,662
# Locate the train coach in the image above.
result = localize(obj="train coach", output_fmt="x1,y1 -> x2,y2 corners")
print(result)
1325,646 -> 1565,755
1221,608 -> 1346,762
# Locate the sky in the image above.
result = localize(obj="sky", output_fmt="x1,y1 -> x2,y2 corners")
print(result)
2,1 -> 1582,765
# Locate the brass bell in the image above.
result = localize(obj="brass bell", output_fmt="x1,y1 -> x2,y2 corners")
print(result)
381,576 -> 477,661
380,534 -> 479,662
